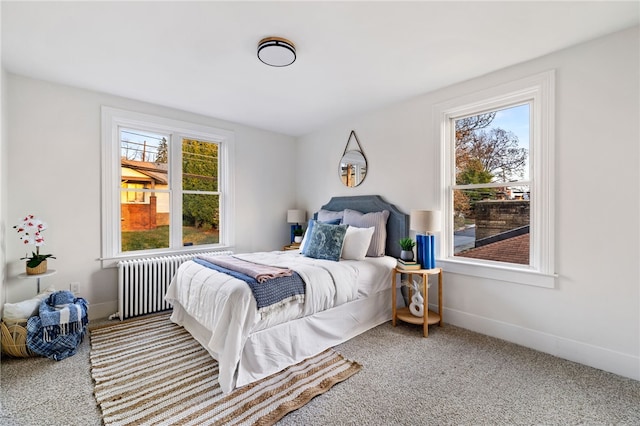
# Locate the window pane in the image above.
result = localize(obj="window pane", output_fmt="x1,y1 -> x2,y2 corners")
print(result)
182,193 -> 220,246
121,191 -> 170,252
120,128 -> 170,253
454,186 -> 530,265
455,104 -> 529,184
182,139 -> 218,192
121,183 -> 145,203
121,128 -> 168,164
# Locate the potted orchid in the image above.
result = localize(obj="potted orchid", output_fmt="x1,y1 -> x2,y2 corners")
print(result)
14,214 -> 55,275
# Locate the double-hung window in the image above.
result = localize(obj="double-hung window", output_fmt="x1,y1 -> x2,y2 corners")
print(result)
101,107 -> 234,265
436,71 -> 556,287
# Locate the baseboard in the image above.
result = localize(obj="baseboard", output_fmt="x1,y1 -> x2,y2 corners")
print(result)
439,305 -> 640,381
88,300 -> 118,322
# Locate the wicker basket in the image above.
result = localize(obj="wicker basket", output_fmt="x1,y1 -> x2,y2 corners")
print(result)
1,318 -> 34,357
26,260 -> 47,275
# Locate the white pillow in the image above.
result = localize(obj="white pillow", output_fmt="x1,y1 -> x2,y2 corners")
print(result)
341,226 -> 375,260
2,287 -> 55,321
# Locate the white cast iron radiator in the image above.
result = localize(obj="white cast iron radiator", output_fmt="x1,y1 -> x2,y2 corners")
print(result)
117,250 -> 232,320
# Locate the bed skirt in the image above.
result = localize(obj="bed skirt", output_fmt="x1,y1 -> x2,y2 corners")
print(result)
170,287 -> 392,391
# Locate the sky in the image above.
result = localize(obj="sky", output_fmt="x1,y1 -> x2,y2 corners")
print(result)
120,128 -> 166,162
490,103 -> 530,180
492,103 -> 530,150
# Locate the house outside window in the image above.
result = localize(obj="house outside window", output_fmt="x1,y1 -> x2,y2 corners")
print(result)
101,107 -> 234,264
122,182 -> 147,203
436,71 -> 556,287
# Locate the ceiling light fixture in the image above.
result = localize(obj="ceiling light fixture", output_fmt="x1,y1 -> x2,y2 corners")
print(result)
257,37 -> 296,67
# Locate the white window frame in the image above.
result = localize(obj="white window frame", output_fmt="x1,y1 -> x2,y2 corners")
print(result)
435,71 -> 556,288
101,107 -> 235,267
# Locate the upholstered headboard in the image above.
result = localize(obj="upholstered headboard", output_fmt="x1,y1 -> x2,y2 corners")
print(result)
313,195 -> 409,259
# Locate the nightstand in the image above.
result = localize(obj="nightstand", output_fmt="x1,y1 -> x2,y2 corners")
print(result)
283,243 -> 301,251
391,267 -> 443,337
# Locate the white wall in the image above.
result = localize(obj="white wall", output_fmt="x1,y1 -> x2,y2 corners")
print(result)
296,27 -> 640,380
4,74 -> 297,320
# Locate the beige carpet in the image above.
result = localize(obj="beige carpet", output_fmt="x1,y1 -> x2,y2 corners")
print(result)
89,313 -> 361,426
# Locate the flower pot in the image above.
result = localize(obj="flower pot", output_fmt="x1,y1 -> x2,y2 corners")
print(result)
400,250 -> 414,261
294,236 -> 303,243
26,260 -> 47,275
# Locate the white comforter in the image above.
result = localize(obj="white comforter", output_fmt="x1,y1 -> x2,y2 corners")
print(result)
164,251 -> 359,393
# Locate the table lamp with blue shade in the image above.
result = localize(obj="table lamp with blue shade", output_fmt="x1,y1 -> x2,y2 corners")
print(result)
410,210 -> 441,270
287,209 -> 306,243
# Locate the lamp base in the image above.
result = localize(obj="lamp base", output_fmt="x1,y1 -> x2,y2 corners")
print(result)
416,234 -> 436,269
290,224 -> 302,243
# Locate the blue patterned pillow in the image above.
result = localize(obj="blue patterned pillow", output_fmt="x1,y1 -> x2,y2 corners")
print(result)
300,218 -> 342,253
303,221 -> 348,261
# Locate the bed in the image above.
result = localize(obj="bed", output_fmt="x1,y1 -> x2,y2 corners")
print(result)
165,195 -> 408,393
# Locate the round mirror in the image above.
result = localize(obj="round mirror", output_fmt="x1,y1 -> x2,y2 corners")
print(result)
339,150 -> 367,187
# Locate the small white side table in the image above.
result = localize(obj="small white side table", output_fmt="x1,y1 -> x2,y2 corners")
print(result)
17,269 -> 57,294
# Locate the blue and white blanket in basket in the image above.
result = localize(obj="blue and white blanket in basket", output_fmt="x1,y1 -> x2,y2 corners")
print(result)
26,290 -> 89,361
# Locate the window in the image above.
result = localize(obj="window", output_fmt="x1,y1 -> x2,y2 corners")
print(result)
436,71 -> 555,287
101,107 -> 234,264
453,104 -> 531,264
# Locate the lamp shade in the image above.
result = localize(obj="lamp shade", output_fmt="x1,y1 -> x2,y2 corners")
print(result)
287,209 -> 306,224
410,210 -> 440,234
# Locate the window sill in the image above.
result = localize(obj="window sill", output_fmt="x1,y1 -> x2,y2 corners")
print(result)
438,258 -> 557,288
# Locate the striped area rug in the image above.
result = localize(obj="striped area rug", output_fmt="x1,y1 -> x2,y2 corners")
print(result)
89,313 -> 361,426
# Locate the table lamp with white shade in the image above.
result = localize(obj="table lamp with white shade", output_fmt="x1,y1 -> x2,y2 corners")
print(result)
410,210 -> 441,269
